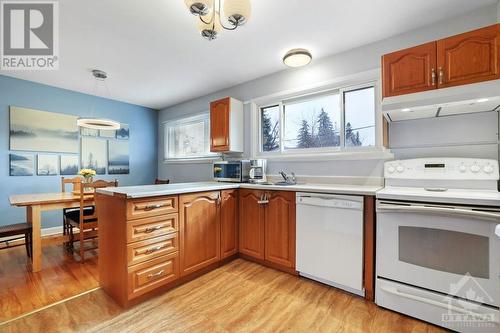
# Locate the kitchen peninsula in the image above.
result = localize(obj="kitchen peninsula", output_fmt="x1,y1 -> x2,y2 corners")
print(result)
96,181 -> 380,307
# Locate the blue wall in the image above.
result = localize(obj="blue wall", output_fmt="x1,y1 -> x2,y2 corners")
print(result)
0,75 -> 158,229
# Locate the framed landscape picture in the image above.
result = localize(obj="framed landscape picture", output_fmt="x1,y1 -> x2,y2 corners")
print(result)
81,137 -> 107,174
37,154 -> 59,176
10,153 -> 34,176
60,155 -> 79,175
10,106 -> 79,153
108,140 -> 129,174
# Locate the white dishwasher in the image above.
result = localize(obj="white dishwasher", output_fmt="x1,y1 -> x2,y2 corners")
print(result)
296,192 -> 364,296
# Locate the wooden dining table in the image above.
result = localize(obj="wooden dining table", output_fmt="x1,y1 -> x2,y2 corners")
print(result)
9,192 -> 93,272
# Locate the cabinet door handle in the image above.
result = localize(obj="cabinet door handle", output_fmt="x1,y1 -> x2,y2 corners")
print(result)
438,67 -> 444,85
143,225 -> 162,233
431,68 -> 436,85
147,270 -> 165,279
142,203 -> 165,211
258,194 -> 269,205
144,245 -> 165,254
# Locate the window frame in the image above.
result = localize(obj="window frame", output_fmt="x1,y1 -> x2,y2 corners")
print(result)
163,112 -> 219,163
254,79 -> 385,160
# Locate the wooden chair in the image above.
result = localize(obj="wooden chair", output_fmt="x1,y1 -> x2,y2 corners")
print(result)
155,178 -> 170,184
0,223 -> 32,257
67,179 -> 118,263
61,177 -> 82,238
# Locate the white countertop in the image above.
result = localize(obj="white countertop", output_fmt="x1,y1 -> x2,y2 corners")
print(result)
97,181 -> 382,198
377,186 -> 500,206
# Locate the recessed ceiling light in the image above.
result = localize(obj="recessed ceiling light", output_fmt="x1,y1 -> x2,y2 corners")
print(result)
476,98 -> 489,103
283,48 -> 312,68
401,108 -> 411,112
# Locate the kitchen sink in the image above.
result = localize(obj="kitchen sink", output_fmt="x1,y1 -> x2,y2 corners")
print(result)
273,181 -> 298,186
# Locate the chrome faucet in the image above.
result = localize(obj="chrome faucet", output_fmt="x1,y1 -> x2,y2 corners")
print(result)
279,171 -> 296,185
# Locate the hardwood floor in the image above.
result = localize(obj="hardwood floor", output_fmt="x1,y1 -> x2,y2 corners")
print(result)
1,259 -> 445,333
0,243 -> 99,323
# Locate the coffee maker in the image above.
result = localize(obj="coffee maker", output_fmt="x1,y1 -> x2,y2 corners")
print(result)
248,159 -> 267,183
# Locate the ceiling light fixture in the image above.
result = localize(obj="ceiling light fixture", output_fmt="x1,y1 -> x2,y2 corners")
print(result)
185,0 -> 251,41
283,48 -> 312,68
77,70 -> 121,131
476,98 -> 489,103
401,108 -> 411,112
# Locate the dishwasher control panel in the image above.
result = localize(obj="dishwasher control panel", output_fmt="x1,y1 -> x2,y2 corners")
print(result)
296,193 -> 364,210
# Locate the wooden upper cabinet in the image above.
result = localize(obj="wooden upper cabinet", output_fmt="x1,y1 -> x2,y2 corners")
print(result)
437,24 -> 500,88
382,42 -> 437,98
220,189 -> 238,259
238,189 -> 265,260
210,97 -> 243,153
382,24 -> 500,98
264,191 -> 295,269
210,97 -> 230,152
179,191 -> 221,276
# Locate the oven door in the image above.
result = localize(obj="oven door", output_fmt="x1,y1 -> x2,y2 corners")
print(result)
377,200 -> 500,307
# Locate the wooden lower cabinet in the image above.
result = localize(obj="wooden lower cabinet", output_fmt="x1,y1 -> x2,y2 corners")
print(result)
264,191 -> 296,268
239,189 -> 296,270
98,189 -> 375,307
220,189 -> 238,259
127,252 -> 179,300
239,189 -> 266,260
179,191 -> 221,277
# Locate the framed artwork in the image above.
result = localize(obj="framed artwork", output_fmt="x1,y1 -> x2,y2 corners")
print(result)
60,155 -> 79,175
108,140 -> 129,174
10,153 -> 34,176
116,124 -> 129,140
37,154 -> 59,176
80,127 -> 99,137
99,129 -> 116,138
81,137 -> 107,174
9,106 -> 79,153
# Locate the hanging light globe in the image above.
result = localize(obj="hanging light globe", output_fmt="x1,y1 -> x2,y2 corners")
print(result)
223,0 -> 251,26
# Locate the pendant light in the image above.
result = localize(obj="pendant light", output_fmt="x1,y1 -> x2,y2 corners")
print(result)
185,0 -> 251,40
77,70 -> 121,131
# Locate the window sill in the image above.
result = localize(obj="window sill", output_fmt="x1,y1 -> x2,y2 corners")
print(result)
255,149 -> 393,162
163,157 -> 220,164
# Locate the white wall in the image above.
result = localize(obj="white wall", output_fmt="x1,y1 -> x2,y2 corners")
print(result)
390,112 -> 499,160
158,4 -> 499,183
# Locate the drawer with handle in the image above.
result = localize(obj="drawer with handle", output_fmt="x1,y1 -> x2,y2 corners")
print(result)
127,252 -> 179,300
126,214 -> 178,243
127,196 -> 178,220
127,233 -> 178,266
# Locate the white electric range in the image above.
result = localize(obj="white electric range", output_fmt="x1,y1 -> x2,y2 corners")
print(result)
376,158 -> 500,333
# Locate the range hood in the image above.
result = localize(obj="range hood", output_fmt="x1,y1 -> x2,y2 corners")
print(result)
382,79 -> 500,122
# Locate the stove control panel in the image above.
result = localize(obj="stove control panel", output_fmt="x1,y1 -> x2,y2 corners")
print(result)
384,158 -> 499,180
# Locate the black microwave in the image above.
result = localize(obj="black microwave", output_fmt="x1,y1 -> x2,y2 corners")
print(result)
213,160 -> 250,183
